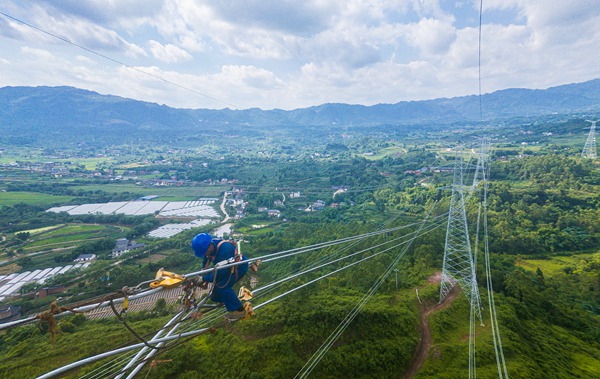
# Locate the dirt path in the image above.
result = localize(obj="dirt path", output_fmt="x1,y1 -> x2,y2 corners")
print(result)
401,285 -> 460,379
220,191 -> 230,222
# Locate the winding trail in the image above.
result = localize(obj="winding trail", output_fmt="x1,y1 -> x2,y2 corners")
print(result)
220,191 -> 230,222
401,284 -> 460,379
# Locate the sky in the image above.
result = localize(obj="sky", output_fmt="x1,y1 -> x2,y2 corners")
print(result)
1,0 -> 599,110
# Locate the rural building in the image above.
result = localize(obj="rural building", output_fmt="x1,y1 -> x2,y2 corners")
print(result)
139,195 -> 160,201
112,238 -> 145,258
0,305 -> 22,322
38,285 -> 65,298
268,209 -> 281,217
74,254 -> 96,262
312,200 -> 326,211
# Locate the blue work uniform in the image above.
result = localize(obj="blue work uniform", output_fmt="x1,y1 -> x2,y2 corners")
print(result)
201,240 -> 248,311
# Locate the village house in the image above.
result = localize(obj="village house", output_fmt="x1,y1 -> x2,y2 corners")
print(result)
0,305 -> 22,322
38,285 -> 66,299
268,209 -> 281,217
112,238 -> 145,258
74,254 -> 96,262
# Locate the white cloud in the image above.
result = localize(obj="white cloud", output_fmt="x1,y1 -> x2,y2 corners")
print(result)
1,3 -> 147,57
1,0 -> 600,110
304,26 -> 381,69
410,0 -> 451,20
20,46 -> 55,60
148,40 -> 192,63
484,0 -> 600,47
208,1 -> 338,35
38,0 -> 164,25
404,18 -> 457,56
219,65 -> 285,90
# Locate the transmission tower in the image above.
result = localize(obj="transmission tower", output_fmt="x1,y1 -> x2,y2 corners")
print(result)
440,152 -> 482,322
581,120 -> 597,159
472,138 -> 490,189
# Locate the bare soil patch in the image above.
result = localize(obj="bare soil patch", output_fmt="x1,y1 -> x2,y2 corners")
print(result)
401,284 -> 460,379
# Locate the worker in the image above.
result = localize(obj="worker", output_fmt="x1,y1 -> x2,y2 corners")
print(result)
191,233 -> 249,320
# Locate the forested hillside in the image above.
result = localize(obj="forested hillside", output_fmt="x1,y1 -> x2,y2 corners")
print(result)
2,80 -> 600,148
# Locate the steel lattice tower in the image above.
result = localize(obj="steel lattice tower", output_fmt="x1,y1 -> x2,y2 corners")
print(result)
472,138 -> 490,189
582,120 -> 597,159
440,152 -> 482,322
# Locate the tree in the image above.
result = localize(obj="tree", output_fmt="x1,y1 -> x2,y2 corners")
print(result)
20,282 -> 39,294
15,232 -> 30,241
153,298 -> 169,316
17,256 -> 33,268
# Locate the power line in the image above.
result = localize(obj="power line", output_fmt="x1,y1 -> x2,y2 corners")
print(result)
0,11 -> 239,109
478,0 -> 484,122
39,216 -> 444,378
294,203 -> 438,379
481,155 -> 509,379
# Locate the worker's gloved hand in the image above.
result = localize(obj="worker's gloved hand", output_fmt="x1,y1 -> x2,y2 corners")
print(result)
192,276 -> 209,289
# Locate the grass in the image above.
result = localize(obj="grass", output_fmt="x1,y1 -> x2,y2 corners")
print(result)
0,223 -> 130,270
0,191 -> 74,206
0,315 -> 173,379
361,145 -> 406,160
137,253 -> 169,264
40,224 -> 110,237
68,183 -> 226,199
20,224 -> 127,252
0,263 -> 19,275
70,157 -> 113,170
516,251 -> 600,276
0,155 -> 111,170
245,226 -> 279,235
24,232 -> 107,249
20,225 -> 65,235
236,221 -> 283,235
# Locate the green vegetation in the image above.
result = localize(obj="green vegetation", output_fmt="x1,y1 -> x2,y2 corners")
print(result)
517,252 -> 600,276
1,117 -> 599,378
0,191 -> 74,206
0,313 -> 173,378
68,183 -> 226,200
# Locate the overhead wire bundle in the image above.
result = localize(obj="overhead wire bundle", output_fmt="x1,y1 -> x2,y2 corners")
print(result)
29,210 -> 446,378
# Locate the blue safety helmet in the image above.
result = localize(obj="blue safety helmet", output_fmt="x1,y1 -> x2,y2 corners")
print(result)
192,233 -> 212,258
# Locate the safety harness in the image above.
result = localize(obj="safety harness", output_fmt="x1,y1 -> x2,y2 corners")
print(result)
203,239 -> 244,286
150,239 -> 254,321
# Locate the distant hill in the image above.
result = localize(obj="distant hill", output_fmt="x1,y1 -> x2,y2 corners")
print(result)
1,79 -> 599,147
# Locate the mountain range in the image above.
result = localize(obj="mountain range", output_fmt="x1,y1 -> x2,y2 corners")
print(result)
1,79 -> 599,147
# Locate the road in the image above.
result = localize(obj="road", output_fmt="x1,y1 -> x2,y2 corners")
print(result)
220,191 -> 230,222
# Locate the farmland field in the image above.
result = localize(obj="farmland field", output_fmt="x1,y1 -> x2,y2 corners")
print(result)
69,183 -> 227,200
22,224 -> 126,252
0,191 -> 74,206
20,225 -> 65,235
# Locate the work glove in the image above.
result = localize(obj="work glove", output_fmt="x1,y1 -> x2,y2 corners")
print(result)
192,276 -> 209,289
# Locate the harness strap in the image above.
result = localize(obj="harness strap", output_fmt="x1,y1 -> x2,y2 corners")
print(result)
207,240 -> 241,287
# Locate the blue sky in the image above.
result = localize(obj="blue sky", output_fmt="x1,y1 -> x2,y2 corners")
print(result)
1,1 -> 599,110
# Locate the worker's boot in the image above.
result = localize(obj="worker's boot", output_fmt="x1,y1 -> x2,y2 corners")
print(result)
225,309 -> 246,321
